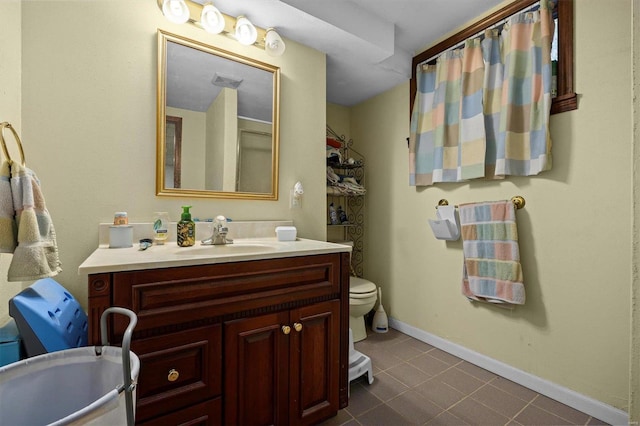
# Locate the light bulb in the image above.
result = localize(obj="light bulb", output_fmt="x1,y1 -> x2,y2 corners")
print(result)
235,16 -> 257,46
162,0 -> 190,24
265,28 -> 286,56
201,3 -> 225,34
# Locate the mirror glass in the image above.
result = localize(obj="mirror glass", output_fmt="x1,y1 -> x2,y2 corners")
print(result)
157,30 -> 280,199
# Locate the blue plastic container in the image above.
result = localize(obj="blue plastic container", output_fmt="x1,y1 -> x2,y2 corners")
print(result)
0,319 -> 21,366
9,278 -> 88,357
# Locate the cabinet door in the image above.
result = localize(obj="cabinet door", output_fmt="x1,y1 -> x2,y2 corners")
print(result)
224,311 -> 290,426
289,300 -> 340,425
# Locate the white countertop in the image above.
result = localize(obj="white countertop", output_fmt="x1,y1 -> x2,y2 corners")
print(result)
78,238 -> 352,275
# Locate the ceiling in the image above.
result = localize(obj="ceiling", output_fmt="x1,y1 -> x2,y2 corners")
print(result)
203,0 -> 506,106
166,39 -> 275,122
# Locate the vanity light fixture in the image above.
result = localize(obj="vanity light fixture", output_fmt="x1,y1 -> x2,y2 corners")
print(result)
234,16 -> 258,46
264,28 -> 286,57
200,2 -> 225,34
162,0 -> 190,24
156,0 -> 285,55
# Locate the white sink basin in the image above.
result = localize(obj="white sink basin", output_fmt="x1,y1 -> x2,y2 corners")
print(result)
174,241 -> 277,255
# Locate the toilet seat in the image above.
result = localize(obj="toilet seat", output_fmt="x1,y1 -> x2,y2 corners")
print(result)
350,292 -> 376,299
350,277 -> 377,295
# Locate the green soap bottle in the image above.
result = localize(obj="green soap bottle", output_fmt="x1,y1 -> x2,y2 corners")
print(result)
177,205 -> 195,247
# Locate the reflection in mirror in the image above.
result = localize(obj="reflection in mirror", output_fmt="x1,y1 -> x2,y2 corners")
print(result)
157,30 -> 280,199
165,116 -> 182,188
237,129 -> 272,192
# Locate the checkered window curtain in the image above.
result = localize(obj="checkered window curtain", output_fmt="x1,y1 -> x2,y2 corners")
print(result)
409,0 -> 554,187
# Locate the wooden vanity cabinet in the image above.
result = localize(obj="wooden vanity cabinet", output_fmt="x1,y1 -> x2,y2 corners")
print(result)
87,252 -> 350,425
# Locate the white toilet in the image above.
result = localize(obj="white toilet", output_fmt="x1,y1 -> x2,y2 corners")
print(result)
349,276 -> 378,342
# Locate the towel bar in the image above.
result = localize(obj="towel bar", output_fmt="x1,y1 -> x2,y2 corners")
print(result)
436,195 -> 525,210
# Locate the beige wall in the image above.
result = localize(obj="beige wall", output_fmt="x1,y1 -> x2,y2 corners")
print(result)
0,1 -> 25,323
0,0 -> 327,323
631,1 -> 640,421
350,0 -> 632,412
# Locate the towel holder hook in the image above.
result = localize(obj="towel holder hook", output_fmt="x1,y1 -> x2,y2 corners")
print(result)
437,196 -> 526,210
0,122 -> 26,166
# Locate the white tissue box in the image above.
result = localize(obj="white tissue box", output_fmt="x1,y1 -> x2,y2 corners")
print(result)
275,226 -> 297,241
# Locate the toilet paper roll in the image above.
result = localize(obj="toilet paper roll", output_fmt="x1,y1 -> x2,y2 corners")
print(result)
428,205 -> 460,241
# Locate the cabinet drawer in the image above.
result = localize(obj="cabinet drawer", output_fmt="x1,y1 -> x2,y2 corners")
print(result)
137,397 -> 221,426
132,325 -> 221,422
113,254 -> 341,332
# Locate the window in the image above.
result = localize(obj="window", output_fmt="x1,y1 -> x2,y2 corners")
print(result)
410,0 -> 576,116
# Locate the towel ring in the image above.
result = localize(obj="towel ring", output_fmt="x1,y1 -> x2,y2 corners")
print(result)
0,122 -> 26,166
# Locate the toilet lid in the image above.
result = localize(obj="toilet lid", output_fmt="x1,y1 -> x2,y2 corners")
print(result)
349,276 -> 377,294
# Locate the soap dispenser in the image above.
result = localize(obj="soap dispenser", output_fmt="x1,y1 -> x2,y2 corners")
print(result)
177,205 -> 195,247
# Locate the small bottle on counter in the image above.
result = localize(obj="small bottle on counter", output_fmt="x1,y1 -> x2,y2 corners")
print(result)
177,206 -> 195,247
153,212 -> 170,245
113,212 -> 128,226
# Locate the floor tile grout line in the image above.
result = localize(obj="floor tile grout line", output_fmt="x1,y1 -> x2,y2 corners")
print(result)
469,378 -> 538,420
444,382 -> 514,425
485,375 -> 540,404
511,397 -> 539,424
528,393 -> 595,425
382,393 -> 433,425
510,399 -> 537,423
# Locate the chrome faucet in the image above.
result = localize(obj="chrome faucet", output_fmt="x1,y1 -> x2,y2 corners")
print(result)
201,215 -> 233,245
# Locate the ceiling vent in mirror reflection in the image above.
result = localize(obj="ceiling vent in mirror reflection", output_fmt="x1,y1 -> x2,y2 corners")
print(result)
211,73 -> 243,89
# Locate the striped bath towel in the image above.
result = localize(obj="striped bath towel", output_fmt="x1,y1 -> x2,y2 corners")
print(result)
7,161 -> 61,282
459,200 -> 524,305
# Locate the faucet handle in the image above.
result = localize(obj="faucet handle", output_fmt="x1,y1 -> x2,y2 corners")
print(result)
218,226 -> 233,244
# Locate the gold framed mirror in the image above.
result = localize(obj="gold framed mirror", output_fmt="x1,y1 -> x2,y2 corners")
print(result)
156,30 -> 280,199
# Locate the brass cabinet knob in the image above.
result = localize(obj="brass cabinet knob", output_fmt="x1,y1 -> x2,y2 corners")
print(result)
281,325 -> 291,335
293,322 -> 303,332
167,369 -> 180,382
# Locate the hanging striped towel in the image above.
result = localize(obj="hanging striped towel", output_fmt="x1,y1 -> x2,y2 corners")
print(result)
0,161 -> 16,253
7,161 -> 61,282
459,200 -> 524,305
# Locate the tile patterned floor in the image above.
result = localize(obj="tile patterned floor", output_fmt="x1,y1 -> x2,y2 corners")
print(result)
322,329 -> 609,426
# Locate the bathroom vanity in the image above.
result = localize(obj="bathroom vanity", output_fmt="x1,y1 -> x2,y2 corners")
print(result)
80,237 -> 351,425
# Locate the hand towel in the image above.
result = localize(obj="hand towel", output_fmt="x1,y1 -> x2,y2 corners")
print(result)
7,161 -> 62,282
459,200 -> 524,305
0,161 -> 16,253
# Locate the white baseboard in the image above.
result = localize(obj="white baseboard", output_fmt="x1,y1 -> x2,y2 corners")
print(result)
389,317 -> 629,426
